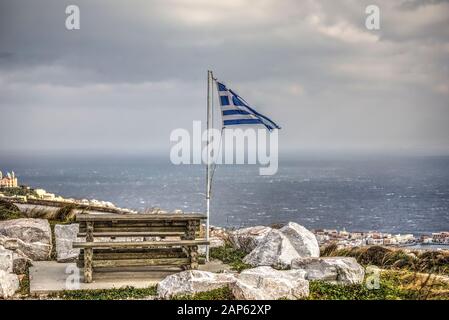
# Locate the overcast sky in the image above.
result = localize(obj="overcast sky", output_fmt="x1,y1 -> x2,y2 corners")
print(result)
0,0 -> 448,156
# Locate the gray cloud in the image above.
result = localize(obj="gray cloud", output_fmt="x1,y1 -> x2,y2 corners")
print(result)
0,0 -> 448,154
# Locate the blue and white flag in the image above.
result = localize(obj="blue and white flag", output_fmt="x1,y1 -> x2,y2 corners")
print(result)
216,81 -> 281,131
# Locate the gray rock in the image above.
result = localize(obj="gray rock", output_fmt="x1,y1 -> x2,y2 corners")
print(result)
231,266 -> 309,300
243,229 -> 301,268
0,219 -> 52,261
229,226 -> 273,253
157,270 -> 236,299
55,224 -> 81,262
0,245 -> 13,273
280,222 -> 320,258
0,235 -> 51,261
12,249 -> 31,274
291,257 -> 365,285
0,270 -> 19,298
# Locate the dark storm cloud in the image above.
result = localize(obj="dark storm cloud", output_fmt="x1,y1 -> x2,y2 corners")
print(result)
0,0 -> 448,153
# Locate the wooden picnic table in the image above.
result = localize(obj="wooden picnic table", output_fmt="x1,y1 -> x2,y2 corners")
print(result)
73,213 -> 209,283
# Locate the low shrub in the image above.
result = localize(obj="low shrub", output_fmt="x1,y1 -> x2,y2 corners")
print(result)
0,200 -> 25,220
53,286 -> 157,300
322,245 -> 449,275
172,287 -> 234,300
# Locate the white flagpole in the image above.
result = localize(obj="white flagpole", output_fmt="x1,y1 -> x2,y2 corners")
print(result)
205,70 -> 213,262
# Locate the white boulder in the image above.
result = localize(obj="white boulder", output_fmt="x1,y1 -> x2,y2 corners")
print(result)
157,270 -> 236,299
0,218 -> 52,260
231,266 -> 309,300
280,222 -> 320,258
0,270 -> 19,298
291,257 -> 365,285
229,226 -> 273,253
55,224 -> 81,262
243,229 -> 301,268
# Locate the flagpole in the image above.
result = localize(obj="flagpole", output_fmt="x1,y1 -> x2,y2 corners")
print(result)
205,70 -> 213,262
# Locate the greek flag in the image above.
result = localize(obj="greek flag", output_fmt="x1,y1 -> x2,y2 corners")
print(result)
216,81 -> 281,131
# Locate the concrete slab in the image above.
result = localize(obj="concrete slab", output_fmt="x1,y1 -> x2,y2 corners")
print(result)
29,260 -> 232,296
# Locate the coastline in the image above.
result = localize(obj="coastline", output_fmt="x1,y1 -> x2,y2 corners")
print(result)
1,185 -> 448,251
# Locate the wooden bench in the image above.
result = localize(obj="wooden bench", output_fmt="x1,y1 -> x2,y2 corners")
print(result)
73,213 -> 209,283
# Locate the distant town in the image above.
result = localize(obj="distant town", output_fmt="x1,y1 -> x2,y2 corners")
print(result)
312,228 -> 449,248
1,170 -> 448,248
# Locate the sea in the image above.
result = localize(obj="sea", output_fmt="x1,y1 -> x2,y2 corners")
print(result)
1,153 -> 449,235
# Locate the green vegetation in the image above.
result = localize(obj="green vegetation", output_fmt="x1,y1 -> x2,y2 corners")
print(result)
51,286 -> 157,300
0,187 -> 38,198
321,244 -> 449,275
17,271 -> 30,297
172,287 -> 234,300
307,270 -> 449,300
0,199 -> 26,220
210,245 -> 251,272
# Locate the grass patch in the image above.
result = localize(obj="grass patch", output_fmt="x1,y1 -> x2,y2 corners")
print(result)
210,245 -> 251,272
172,286 -> 234,300
307,270 -> 449,300
52,286 -> 157,300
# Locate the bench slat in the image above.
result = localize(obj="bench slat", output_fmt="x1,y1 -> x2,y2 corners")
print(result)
73,239 -> 209,248
76,213 -> 207,222
77,231 -> 185,238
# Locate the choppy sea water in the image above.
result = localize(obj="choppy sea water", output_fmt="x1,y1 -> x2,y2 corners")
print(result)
1,154 -> 448,235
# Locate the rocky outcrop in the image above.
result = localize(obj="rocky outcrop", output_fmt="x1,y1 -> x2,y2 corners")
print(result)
0,219 -> 52,261
243,230 -> 301,268
280,222 -> 320,258
210,226 -> 230,243
0,270 -> 19,298
157,270 -> 236,299
198,237 -> 226,255
231,266 -> 309,300
291,257 -> 365,285
55,224 -> 81,262
229,226 -> 273,253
